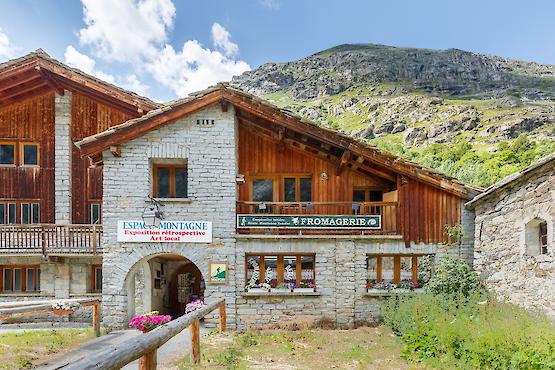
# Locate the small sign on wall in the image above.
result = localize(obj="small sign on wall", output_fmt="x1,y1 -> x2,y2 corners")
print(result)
117,220 -> 213,243
209,261 -> 228,284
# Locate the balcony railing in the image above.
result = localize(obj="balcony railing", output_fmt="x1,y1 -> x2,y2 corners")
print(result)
236,201 -> 398,235
0,224 -> 102,255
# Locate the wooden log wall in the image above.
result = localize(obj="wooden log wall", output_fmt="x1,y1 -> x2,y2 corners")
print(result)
398,177 -> 461,245
238,124 -> 393,203
0,92 -> 55,223
71,93 -> 134,223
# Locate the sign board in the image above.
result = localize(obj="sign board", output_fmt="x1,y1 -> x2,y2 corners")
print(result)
236,214 -> 381,229
117,220 -> 212,243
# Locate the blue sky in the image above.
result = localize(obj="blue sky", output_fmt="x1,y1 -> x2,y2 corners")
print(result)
1,0 -> 554,102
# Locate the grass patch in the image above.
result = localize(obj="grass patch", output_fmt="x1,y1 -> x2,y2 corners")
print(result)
178,327 -> 422,369
0,328 -> 95,369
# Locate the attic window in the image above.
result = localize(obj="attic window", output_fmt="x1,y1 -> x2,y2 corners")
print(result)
196,119 -> 215,126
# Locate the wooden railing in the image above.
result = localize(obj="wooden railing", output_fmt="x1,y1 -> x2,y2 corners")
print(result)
62,298 -> 226,369
0,298 -> 102,337
236,201 -> 399,235
0,224 -> 102,255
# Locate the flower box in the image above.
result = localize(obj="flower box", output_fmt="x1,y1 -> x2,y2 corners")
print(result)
247,287 -> 269,293
270,288 -> 292,293
52,309 -> 75,316
129,311 -> 171,333
293,287 -> 315,293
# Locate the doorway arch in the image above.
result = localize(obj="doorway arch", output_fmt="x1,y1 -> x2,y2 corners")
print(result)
125,253 -> 205,319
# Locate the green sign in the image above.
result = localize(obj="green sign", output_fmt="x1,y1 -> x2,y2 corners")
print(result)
236,214 -> 381,229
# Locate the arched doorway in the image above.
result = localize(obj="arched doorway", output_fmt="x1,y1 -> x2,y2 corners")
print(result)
126,253 -> 205,319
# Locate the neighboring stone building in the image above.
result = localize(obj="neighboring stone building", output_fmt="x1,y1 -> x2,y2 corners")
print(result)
467,154 -> 554,317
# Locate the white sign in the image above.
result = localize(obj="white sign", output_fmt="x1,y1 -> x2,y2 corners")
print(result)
117,220 -> 212,243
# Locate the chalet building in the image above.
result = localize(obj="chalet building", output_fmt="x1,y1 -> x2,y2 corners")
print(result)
467,154 -> 554,318
1,51 -> 481,329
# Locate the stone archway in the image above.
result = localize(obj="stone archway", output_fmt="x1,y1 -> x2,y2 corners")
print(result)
123,252 -> 205,319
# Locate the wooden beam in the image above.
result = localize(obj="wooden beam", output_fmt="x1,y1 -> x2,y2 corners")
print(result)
220,99 -> 229,112
0,84 -> 52,106
190,319 -> 200,364
38,67 -> 65,96
110,146 -> 121,157
0,71 -> 42,93
336,150 -> 351,176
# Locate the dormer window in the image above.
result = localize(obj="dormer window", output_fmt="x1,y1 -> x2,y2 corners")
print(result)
153,164 -> 188,198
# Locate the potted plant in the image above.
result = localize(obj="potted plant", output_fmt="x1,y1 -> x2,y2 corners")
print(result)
129,311 -> 171,333
51,301 -> 80,315
365,279 -> 376,291
271,282 -> 291,293
293,281 -> 316,293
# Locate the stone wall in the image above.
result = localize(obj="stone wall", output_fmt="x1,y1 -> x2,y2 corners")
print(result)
54,90 -> 72,224
235,236 -> 440,330
473,164 -> 554,317
101,104 -> 238,329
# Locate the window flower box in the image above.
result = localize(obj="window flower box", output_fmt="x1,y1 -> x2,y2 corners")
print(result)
293,287 -> 316,293
51,301 -> 80,315
247,287 -> 269,293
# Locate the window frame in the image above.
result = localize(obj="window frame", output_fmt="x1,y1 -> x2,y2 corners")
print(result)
152,164 -> 188,199
245,253 -> 316,287
20,142 -> 40,167
0,200 -> 40,224
539,221 -> 548,255
250,174 -> 313,203
0,265 -> 40,292
91,264 -> 102,292
366,254 -> 431,285
90,202 -> 101,224
0,141 -> 16,167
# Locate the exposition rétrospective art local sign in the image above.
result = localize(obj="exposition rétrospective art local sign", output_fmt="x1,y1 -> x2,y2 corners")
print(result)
117,221 -> 212,243
236,215 -> 381,229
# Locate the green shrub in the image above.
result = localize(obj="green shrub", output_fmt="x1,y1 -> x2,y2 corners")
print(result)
426,257 -> 482,298
383,293 -> 555,369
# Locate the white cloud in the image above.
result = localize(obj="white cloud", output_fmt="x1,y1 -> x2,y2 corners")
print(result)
147,35 -> 250,97
78,0 -> 175,62
212,23 -> 238,57
64,45 -> 115,84
0,29 -> 16,60
121,74 -> 149,95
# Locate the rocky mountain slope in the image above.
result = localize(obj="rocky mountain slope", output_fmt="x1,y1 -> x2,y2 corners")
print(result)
231,44 -> 555,187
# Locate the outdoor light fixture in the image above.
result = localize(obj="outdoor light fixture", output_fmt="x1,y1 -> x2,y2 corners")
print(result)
306,202 -> 314,211
352,202 -> 360,213
142,195 -> 165,228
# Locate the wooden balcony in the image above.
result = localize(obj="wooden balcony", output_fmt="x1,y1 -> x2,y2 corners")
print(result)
0,224 -> 102,255
236,201 -> 399,235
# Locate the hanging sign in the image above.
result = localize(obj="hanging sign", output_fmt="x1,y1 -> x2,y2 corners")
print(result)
236,215 -> 381,229
117,220 -> 212,243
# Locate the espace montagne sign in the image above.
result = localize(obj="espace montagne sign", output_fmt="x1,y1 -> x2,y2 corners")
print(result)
117,220 -> 213,243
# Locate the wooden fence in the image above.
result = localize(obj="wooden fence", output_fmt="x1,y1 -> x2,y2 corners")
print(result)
0,224 -> 102,255
0,297 -> 102,337
61,298 -> 226,370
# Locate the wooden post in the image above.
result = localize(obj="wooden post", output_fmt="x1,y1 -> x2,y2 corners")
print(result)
92,303 -> 101,337
139,349 -> 157,370
219,303 -> 226,333
190,319 -> 200,364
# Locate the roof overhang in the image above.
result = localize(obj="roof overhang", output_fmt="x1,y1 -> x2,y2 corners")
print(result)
76,84 -> 483,200
0,50 -> 159,114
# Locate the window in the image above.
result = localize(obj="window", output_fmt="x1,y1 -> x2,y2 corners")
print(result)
21,203 -> 40,224
283,176 -> 312,202
353,188 -> 383,214
366,255 -> 433,288
91,264 -> 102,292
21,143 -> 39,166
245,254 -> 316,289
0,143 -> 15,165
525,218 -> 550,256
0,201 -> 39,224
253,179 -> 274,202
0,265 -> 40,292
540,221 -> 548,255
153,164 -> 188,198
90,203 -> 101,224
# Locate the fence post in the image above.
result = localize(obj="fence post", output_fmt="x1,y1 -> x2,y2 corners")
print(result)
219,303 -> 226,333
92,226 -> 97,255
92,302 -> 101,337
190,318 -> 200,364
41,225 -> 46,256
139,349 -> 157,370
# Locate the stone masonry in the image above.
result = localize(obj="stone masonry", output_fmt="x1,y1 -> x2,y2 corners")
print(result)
471,162 -> 554,317
54,90 -> 72,224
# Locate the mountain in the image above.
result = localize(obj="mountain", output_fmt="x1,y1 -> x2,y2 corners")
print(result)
231,44 -> 555,187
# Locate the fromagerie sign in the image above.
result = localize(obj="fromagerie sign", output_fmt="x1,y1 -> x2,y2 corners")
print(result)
117,221 -> 212,243
236,215 -> 381,229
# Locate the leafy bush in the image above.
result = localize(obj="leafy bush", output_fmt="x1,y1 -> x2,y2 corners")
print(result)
383,293 -> 555,369
426,257 -> 482,298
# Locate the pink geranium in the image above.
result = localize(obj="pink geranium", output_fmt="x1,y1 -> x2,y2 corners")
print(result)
129,311 -> 171,332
